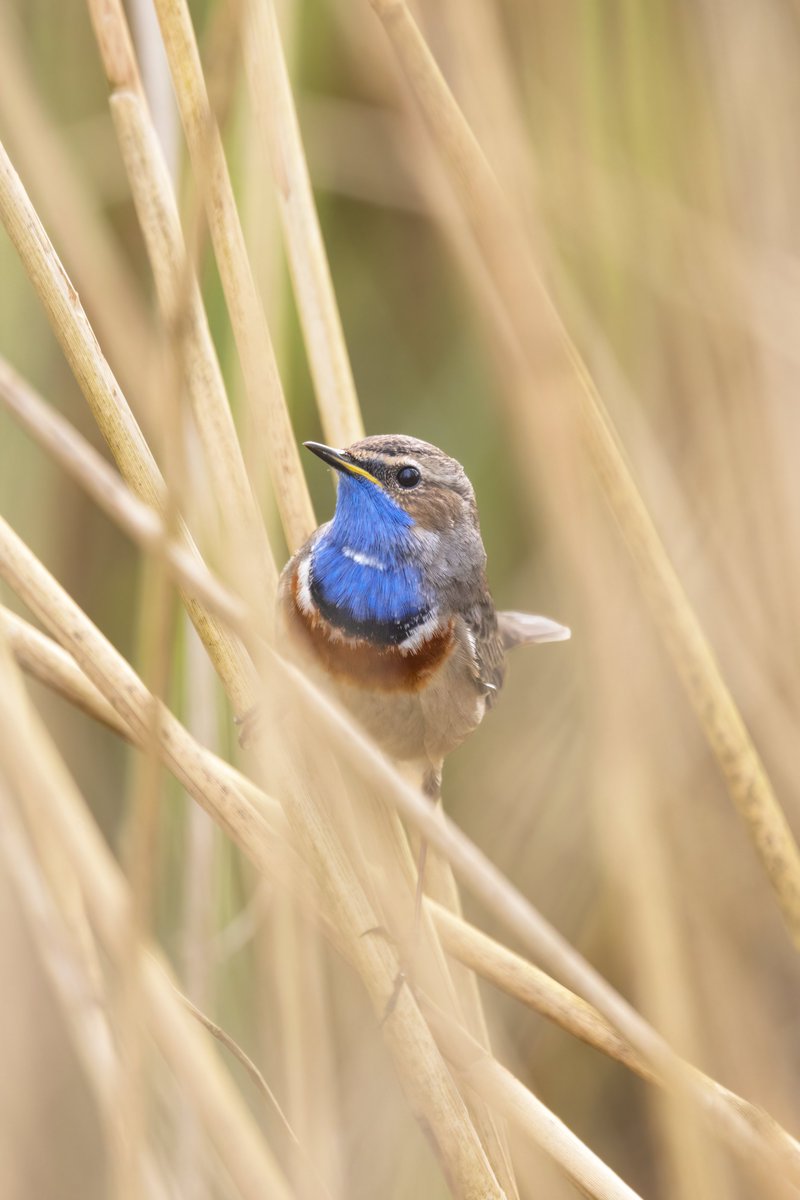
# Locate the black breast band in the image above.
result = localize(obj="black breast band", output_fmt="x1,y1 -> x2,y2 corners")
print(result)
309,574 -> 431,647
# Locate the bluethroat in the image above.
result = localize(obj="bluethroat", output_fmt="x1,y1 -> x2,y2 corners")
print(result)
278,434 -> 570,797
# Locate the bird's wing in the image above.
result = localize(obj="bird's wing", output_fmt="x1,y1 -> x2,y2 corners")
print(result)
497,610 -> 571,649
460,591 -> 506,704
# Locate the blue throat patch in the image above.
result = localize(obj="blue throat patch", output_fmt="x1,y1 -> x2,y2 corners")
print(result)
309,474 -> 431,645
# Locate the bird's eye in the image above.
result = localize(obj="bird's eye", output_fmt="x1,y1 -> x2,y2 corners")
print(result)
396,465 -> 421,488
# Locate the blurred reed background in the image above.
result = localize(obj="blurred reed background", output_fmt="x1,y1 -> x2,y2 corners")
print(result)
2,1 -> 800,1198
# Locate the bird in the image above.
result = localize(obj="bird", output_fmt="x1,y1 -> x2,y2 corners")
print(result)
278,434 -> 570,800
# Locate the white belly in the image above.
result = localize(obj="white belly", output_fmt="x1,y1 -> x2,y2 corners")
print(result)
332,638 -> 488,764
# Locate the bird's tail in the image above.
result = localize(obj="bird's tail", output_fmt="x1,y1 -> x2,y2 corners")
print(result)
498,610 -> 571,650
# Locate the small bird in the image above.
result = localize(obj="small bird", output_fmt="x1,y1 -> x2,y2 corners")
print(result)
279,434 -> 570,799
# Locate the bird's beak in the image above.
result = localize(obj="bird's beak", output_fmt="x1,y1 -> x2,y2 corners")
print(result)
303,441 -> 380,485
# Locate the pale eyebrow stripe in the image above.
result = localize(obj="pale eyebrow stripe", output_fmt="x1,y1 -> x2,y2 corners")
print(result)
357,453 -> 423,471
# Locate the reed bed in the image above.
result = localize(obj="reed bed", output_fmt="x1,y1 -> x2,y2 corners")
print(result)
1,3 -> 800,1198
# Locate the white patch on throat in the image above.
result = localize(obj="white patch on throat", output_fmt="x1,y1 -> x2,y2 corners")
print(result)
341,545 -> 386,570
398,609 -> 444,653
296,555 -> 314,614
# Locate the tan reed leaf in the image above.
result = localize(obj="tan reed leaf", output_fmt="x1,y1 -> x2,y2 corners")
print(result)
423,1002 -> 644,1200
0,604 -> 287,849
238,15 -> 509,1182
243,0 -> 365,448
4,498 -> 798,1185
0,636 -> 295,1200
6,595 -> 800,1185
0,137 -> 258,714
82,11 -> 497,1176
139,0 -> 316,550
84,0 -> 276,597
0,780 -> 178,1198
0,5 -> 152,407
263,647 -> 800,1188
0,515 -> 273,863
0,356 -> 249,634
107,88 -> 278,597
0,605 -> 129,739
366,0 -> 800,951
273,894 -> 348,1199
261,749 -> 507,1199
0,515 -> 505,1197
0,350 -> 796,1185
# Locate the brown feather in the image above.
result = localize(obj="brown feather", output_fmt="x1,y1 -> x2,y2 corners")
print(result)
287,566 -> 455,692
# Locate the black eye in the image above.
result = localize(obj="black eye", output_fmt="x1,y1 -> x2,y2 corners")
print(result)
396,465 -> 421,488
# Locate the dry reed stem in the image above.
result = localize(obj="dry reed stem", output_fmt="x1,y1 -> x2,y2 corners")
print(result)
0,603 -> 665,1104
268,650 -> 800,1187
4,477 -> 798,1188
423,1003 -> 644,1200
336,121 -> 794,1176
243,0 -> 364,448
237,1 -> 508,1178
84,0 -> 276,596
82,8 -> 508,1183
4,485 -> 798,1186
141,0 -> 315,550
0,639 -> 294,1200
0,606 -> 129,738
0,356 -> 249,634
431,899 -> 800,1178
5,585 -> 787,1174
0,516 -> 504,1198
233,11 -> 351,1176
270,897 -> 345,1200
432,899 -> 650,1082
0,516 -> 275,867
7,593 -> 800,1184
366,0 -> 800,951
0,138 -> 156,496
107,88 -> 277,597
408,824 -> 519,1197
321,761 -> 519,1196
0,605 -> 285,844
0,348 -> 791,1180
0,6 -> 152,406
264,756 -> 506,1199
0,782 -> 175,1198
0,137 -> 258,713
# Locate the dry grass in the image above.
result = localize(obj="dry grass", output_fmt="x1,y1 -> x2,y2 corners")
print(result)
1,3 -> 800,1199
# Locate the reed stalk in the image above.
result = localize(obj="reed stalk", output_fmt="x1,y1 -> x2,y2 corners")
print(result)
424,1003 -> 643,1200
0,5 -> 152,405
4,8 -> 798,1194
366,0 -> 800,952
243,0 -> 364,448
5,587 -> 799,1183
145,0 -> 315,550
0,356 -> 248,632
0,634 -> 295,1200
0,509 -> 505,1197
0,137 -> 258,714
86,0 -> 277,601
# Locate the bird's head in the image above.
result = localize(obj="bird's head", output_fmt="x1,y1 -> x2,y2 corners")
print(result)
305,434 -> 479,542
304,435 -> 488,626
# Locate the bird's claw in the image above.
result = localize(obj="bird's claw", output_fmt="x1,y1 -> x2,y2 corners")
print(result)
235,704 -> 262,749
379,968 -> 409,1027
